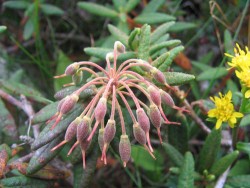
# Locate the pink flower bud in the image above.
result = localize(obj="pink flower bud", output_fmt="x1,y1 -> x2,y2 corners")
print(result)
148,85 -> 161,106
94,97 -> 107,122
65,62 -> 79,76
119,135 -> 131,167
104,119 -> 116,144
151,67 -> 166,84
133,123 -> 146,145
65,117 -> 82,141
98,128 -> 105,152
114,41 -> 125,54
57,98 -> 65,112
136,108 -> 150,132
149,105 -> 162,129
160,89 -> 175,107
77,116 -> 91,142
60,94 -> 79,114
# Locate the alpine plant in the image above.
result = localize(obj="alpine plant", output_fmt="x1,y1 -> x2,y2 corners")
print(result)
49,41 -> 187,168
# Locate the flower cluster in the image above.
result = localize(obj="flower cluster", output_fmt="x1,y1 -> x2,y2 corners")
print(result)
208,91 -> 243,129
49,41 -> 186,168
226,44 -> 250,98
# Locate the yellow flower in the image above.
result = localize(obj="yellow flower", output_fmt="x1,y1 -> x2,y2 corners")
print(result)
225,43 -> 250,70
208,91 -> 243,129
235,68 -> 250,98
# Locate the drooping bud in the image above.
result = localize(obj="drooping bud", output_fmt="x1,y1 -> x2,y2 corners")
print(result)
136,107 -> 154,152
60,94 -> 79,114
94,97 -> 107,122
114,41 -> 125,54
148,85 -> 161,106
149,105 -> 162,129
133,123 -> 146,145
51,117 -> 82,152
65,62 -> 80,76
136,108 -> 150,132
72,70 -> 83,86
133,123 -> 156,159
104,119 -> 116,144
98,128 -> 105,152
160,89 -> 175,108
151,67 -> 166,84
119,135 -> 131,167
65,117 -> 82,141
77,116 -> 91,142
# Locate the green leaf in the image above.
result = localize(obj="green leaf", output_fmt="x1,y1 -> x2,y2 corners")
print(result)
138,24 -> 151,61
131,145 -> 164,171
32,102 -> 59,124
229,159 -> 250,176
164,72 -> 195,85
0,99 -> 18,139
0,176 -> 53,188
226,175 -> 250,188
152,51 -> 170,68
77,2 -> 118,18
210,150 -> 239,177
0,26 -> 7,33
135,13 -> 176,24
198,129 -> 221,172
240,114 -> 250,127
162,143 -> 184,167
54,86 -> 96,100
224,29 -> 234,54
3,1 -> 29,9
191,61 -> 212,71
40,4 -> 64,16
237,142 -> 250,156
142,0 -> 165,13
169,22 -> 196,32
23,18 -> 34,40
155,33 -> 170,44
84,47 -> 136,62
177,152 -> 194,188
112,0 -> 127,11
151,21 -> 175,44
73,147 -> 99,188
84,47 -> 112,59
0,79 -> 52,104
54,51 -> 73,92
150,40 -> 181,55
27,135 -> 64,174
31,106 -> 83,150
24,3 -> 35,16
128,28 -> 140,50
125,0 -> 140,12
108,24 -> 129,46
158,46 -> 184,71
196,67 -> 228,81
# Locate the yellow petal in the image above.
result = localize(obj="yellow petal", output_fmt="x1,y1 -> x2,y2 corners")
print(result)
226,90 -> 232,99
233,112 -> 244,118
208,109 -> 216,117
229,117 -> 236,124
245,90 -> 250,98
215,119 -> 222,129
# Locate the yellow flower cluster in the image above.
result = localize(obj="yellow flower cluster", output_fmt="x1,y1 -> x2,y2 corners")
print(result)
226,44 -> 250,98
208,91 -> 243,129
